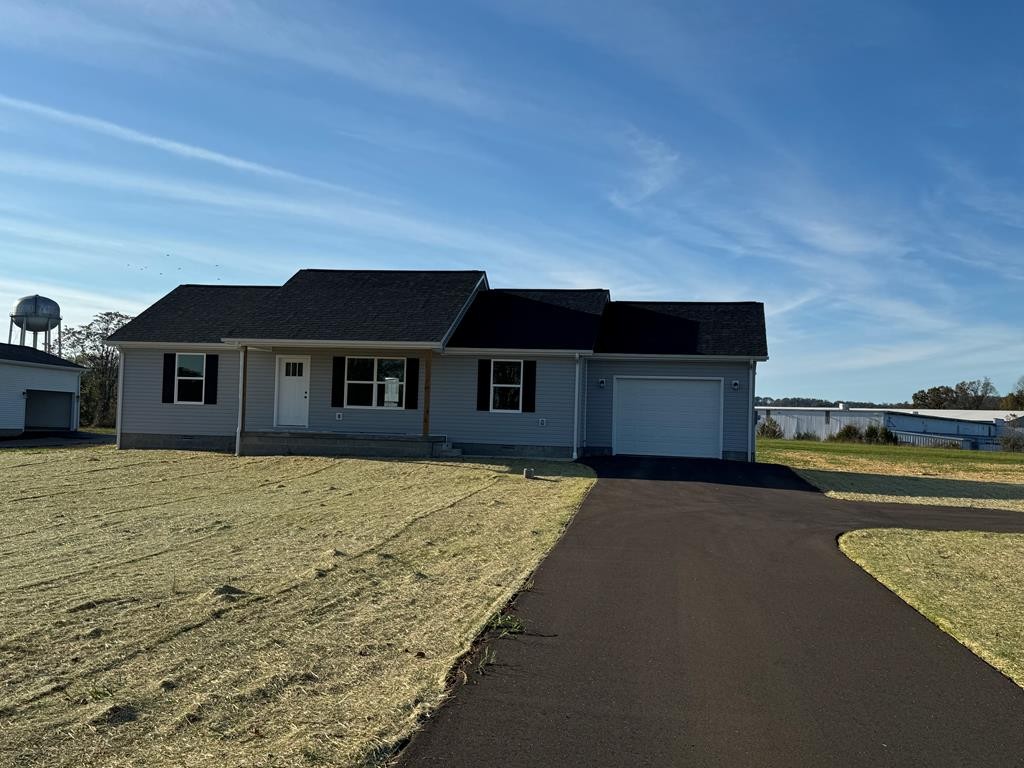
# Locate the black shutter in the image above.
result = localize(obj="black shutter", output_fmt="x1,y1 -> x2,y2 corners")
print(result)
203,354 -> 219,405
476,359 -> 491,411
522,360 -> 537,412
162,353 -> 175,403
331,357 -> 346,407
405,357 -> 419,409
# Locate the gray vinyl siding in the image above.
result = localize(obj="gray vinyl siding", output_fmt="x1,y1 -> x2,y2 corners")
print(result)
120,347 -> 239,436
244,348 -> 424,434
584,358 -> 753,457
0,361 -> 80,433
430,355 -> 577,447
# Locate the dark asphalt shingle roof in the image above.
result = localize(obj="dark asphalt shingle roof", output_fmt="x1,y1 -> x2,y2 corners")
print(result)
594,302 -> 767,356
106,270 -> 767,357
108,270 -> 486,344
237,270 -> 485,342
107,285 -> 279,343
446,289 -> 610,350
0,342 -> 84,368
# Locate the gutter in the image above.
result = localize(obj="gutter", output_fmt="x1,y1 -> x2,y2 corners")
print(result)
571,353 -> 581,460
747,360 -> 755,462
115,349 -> 124,449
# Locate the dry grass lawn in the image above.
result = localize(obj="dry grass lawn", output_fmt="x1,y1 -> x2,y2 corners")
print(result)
841,529 -> 1024,687
0,445 -> 594,767
759,439 -> 1024,512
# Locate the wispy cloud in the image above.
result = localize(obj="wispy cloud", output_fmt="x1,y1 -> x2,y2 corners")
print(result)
0,93 -> 375,196
607,127 -> 681,209
0,1 -> 494,115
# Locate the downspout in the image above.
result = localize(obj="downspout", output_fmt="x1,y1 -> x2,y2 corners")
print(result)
235,345 -> 248,457
571,353 -> 581,460
747,360 -> 755,462
115,348 -> 124,449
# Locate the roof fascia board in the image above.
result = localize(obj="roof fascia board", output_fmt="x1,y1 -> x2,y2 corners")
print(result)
221,338 -> 440,350
592,353 -> 769,362
105,341 -> 234,350
443,347 -> 593,357
0,358 -> 86,372
439,273 -> 488,350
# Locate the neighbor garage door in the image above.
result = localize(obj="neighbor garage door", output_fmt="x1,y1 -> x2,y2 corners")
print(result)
24,390 -> 73,431
612,378 -> 722,458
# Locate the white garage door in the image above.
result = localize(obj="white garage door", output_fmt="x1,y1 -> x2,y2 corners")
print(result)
613,378 -> 722,458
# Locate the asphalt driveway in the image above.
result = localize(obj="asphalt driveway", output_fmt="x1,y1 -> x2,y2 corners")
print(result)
398,457 -> 1024,767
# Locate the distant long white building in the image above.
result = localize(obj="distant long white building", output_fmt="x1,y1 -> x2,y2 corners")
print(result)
755,405 -> 1022,450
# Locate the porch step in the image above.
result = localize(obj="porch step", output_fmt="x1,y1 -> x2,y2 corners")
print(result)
436,446 -> 463,458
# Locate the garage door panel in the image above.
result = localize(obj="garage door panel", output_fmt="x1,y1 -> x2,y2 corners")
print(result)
613,378 -> 721,458
25,390 -> 73,430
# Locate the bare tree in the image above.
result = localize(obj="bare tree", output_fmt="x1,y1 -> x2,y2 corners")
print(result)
63,312 -> 132,428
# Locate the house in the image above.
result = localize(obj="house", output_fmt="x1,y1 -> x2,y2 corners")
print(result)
0,343 -> 85,436
756,405 -> 1019,450
106,270 -> 768,460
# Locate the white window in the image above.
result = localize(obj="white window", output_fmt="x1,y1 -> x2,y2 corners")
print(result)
175,353 -> 205,404
345,357 -> 406,408
491,359 -> 522,412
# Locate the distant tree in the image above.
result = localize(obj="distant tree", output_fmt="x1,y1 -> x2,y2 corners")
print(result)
911,385 -> 957,408
1002,376 -> 1024,410
63,312 -> 132,428
912,378 -> 1001,409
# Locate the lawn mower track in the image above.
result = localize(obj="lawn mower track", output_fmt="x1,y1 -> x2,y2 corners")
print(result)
398,457 -> 1024,768
0,446 -> 593,768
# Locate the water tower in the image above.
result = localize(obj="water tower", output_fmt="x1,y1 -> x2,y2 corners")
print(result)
8,295 -> 63,355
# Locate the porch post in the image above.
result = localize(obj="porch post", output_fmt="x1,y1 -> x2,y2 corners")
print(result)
421,350 -> 433,437
235,345 -> 248,456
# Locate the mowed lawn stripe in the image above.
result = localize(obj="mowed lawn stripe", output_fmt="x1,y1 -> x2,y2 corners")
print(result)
0,446 -> 593,768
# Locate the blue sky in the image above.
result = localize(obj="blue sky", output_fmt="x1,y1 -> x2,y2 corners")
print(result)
0,1 -> 1021,401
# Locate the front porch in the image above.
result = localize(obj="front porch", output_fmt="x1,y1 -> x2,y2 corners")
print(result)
239,430 -> 452,458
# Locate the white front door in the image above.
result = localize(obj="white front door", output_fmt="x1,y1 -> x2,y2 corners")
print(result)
276,356 -> 309,427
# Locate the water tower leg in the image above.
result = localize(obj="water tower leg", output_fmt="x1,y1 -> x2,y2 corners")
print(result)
6,320 -> 11,344
32,331 -> 38,349
20,326 -> 25,345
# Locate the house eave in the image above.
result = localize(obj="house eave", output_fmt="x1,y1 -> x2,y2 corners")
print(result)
442,346 -> 594,357
0,358 -> 86,373
591,353 -> 769,362
105,340 -> 235,350
220,338 -> 442,350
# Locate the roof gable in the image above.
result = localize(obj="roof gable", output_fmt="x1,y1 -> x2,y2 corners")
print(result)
107,270 -> 485,345
595,302 -> 767,356
446,289 -> 609,350
235,270 -> 484,343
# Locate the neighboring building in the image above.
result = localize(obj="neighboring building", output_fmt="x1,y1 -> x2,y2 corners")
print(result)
0,343 -> 84,436
756,406 -> 1019,450
107,270 -> 768,460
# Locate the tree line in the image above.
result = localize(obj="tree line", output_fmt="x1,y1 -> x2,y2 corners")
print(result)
757,376 -> 1024,412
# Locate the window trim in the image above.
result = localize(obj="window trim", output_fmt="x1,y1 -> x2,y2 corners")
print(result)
343,356 -> 407,409
173,352 -> 206,405
490,359 -> 523,413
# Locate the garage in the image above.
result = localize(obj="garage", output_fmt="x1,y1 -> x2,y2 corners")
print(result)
25,390 -> 75,431
612,377 -> 723,458
0,343 -> 84,436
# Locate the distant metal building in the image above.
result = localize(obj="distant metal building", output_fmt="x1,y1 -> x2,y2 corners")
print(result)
756,405 -> 1017,450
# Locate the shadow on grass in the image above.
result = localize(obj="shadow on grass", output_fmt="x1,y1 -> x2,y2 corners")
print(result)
800,468 -> 1024,504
